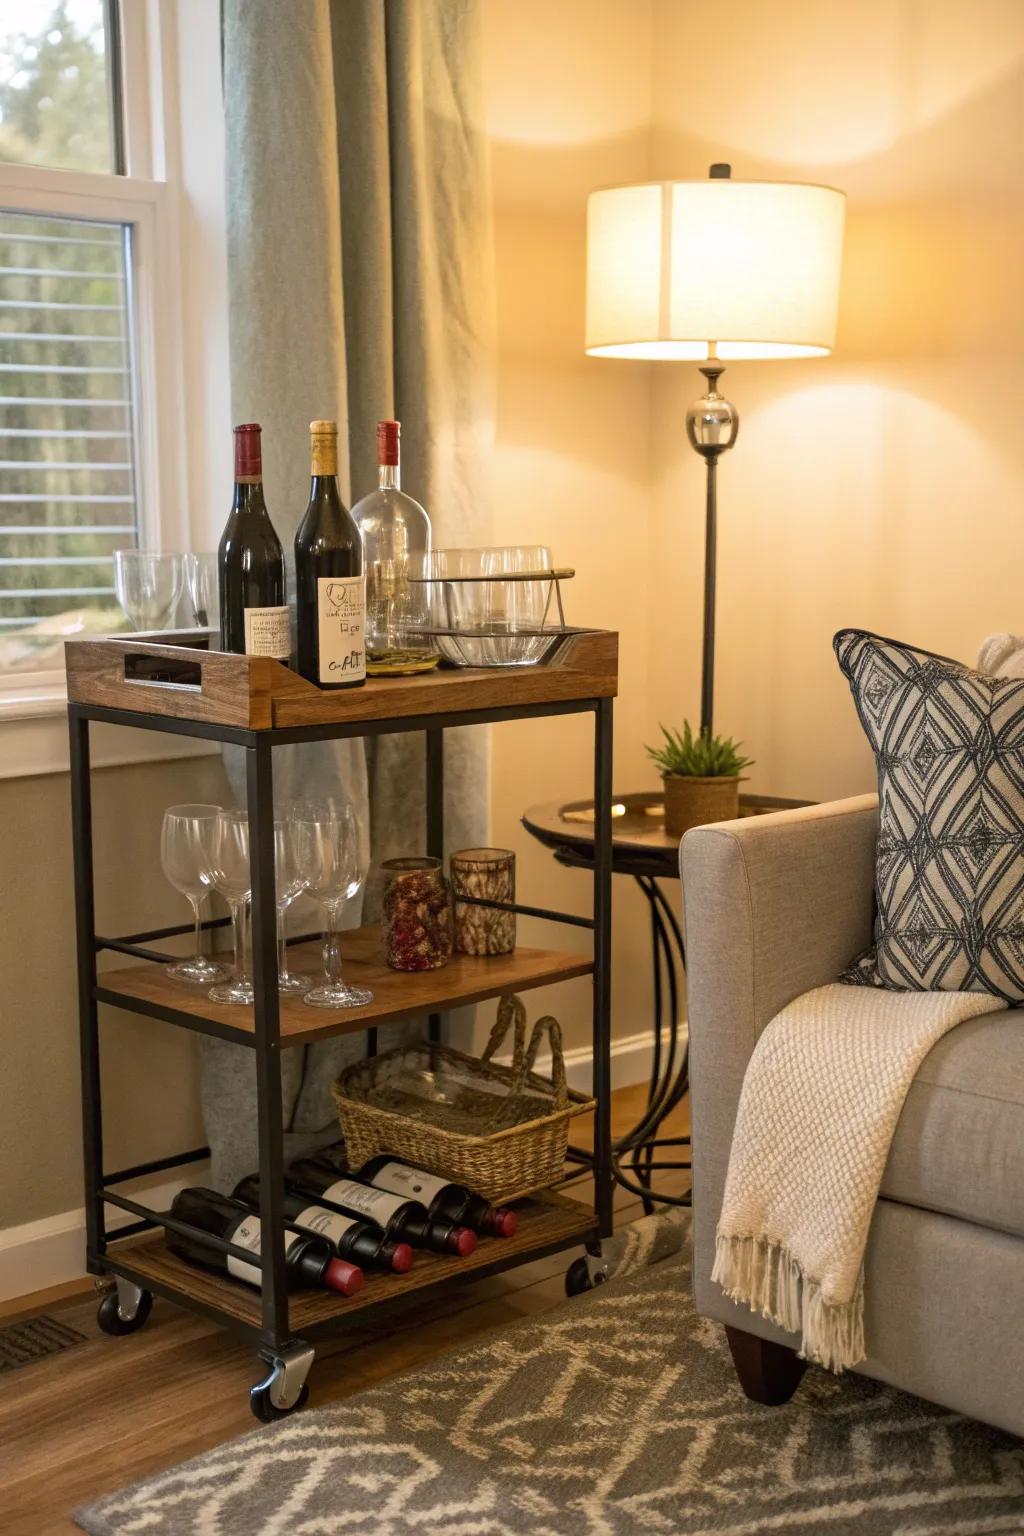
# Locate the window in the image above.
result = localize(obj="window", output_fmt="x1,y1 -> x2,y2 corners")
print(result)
0,0 -> 189,717
0,209 -> 140,672
0,0 -> 118,176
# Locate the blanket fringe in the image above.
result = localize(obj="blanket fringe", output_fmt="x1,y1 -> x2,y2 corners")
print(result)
711,1232 -> 865,1374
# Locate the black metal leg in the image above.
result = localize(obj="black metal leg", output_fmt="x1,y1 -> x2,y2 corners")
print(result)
247,739 -> 290,1350
69,708 -> 105,1268
593,698 -> 614,1238
610,875 -> 691,1209
426,725 -> 444,1045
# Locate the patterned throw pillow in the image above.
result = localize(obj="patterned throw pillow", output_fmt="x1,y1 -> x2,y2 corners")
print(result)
835,627 -> 1024,1004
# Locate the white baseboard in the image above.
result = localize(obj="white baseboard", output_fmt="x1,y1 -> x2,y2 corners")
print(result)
499,1024 -> 685,1096
0,1165 -> 209,1305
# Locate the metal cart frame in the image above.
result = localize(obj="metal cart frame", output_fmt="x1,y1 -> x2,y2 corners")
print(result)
66,632 -> 615,1417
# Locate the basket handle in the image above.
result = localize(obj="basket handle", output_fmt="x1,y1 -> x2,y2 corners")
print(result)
480,994 -> 528,1078
522,1015 -> 569,1110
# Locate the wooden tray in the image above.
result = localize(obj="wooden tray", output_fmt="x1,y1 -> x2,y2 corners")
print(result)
65,628 -> 618,731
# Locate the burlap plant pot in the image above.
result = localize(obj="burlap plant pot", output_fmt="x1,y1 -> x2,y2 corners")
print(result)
662,773 -> 740,839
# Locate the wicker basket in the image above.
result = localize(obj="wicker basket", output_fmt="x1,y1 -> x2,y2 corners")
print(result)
331,995 -> 594,1203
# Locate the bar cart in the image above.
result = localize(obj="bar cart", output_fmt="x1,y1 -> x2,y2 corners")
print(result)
65,627 -> 616,1419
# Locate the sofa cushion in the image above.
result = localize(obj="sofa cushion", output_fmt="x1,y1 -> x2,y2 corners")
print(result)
882,1006 -> 1024,1238
834,627 -> 1024,1002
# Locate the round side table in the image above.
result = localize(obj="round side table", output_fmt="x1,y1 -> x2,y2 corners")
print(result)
522,790 -> 812,1210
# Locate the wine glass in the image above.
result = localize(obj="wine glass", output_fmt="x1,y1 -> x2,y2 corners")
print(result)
206,809 -> 254,1005
184,552 -> 219,632
274,818 -> 307,994
290,804 -> 372,1008
113,549 -> 184,631
160,804 -> 228,985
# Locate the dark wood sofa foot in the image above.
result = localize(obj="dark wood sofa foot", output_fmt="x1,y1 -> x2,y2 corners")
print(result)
725,1324 -> 808,1405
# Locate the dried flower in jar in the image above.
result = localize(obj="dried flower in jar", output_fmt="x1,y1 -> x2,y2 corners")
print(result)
381,856 -> 453,971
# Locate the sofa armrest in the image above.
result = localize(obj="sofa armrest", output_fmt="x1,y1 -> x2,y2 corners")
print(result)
680,794 -> 878,1315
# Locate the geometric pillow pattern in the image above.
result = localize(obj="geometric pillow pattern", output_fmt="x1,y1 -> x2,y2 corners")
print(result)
835,627 -> 1024,1004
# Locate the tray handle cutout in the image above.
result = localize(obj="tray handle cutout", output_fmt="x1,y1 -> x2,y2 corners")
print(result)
123,649 -> 204,691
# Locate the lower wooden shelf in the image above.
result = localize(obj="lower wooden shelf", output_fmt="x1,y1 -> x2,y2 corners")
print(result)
106,1189 -> 597,1336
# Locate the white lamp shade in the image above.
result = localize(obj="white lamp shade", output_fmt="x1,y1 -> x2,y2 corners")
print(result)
586,178 -> 845,360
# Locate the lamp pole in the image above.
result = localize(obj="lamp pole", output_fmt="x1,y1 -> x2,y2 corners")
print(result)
686,359 -> 738,739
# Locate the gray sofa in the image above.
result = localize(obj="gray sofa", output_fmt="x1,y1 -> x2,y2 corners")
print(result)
681,793 -> 1024,1438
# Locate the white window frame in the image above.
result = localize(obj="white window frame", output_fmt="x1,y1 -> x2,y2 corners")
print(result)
0,0 -> 226,776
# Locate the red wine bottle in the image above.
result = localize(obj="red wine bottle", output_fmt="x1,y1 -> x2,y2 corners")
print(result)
294,419 -> 365,688
233,1174 -> 413,1274
356,1157 -> 518,1237
218,424 -> 290,661
167,1186 -> 362,1295
286,1156 -> 477,1257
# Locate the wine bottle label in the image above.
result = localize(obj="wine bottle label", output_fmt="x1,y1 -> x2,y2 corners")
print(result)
316,575 -> 365,685
243,605 -> 291,660
294,1204 -> 359,1246
322,1177 -> 405,1223
371,1161 -> 448,1203
226,1213 -> 302,1287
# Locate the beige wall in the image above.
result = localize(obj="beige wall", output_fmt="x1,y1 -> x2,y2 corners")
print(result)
649,0 -> 1024,802
0,751 -> 228,1227
482,0 -> 659,1053
481,0 -> 1024,1050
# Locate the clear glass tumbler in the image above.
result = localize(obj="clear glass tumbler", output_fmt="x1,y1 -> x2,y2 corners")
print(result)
113,549 -> 183,631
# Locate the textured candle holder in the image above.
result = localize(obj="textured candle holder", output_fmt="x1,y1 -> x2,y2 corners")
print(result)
451,847 -> 516,956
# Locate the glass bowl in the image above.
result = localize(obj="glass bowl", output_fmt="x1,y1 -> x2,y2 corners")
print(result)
425,546 -> 558,667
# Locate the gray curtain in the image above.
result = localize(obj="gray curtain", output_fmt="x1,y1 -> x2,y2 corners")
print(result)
204,0 -> 495,1191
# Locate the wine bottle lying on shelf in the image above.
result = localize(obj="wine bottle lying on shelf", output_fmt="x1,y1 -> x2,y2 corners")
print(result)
285,1156 -> 477,1257
167,1187 -> 363,1296
356,1156 -> 519,1238
232,1175 -> 413,1274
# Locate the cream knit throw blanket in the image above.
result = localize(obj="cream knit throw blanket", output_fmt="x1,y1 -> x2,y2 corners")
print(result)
712,982 -> 1003,1373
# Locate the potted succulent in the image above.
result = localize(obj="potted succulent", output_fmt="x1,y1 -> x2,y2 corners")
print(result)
646,722 -> 753,840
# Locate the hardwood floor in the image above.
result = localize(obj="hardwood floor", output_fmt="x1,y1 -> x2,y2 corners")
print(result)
0,1084 -> 690,1536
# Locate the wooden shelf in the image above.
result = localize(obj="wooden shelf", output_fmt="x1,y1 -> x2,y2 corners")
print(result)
107,1190 -> 597,1334
65,629 -> 617,731
96,926 -> 593,1045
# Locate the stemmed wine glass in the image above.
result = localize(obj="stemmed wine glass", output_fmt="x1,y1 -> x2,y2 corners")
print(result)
184,552 -> 220,632
113,549 -> 184,631
290,803 -> 372,1008
274,818 -> 307,994
206,808 -> 253,1005
160,804 -> 227,985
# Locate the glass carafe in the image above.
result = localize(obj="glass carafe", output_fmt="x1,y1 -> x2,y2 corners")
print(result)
351,420 -> 438,675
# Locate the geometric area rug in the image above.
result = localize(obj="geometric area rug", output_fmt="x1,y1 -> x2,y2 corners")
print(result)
75,1240 -> 1024,1536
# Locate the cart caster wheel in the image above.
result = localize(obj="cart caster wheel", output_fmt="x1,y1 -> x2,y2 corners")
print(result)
565,1255 -> 606,1297
250,1343 -> 315,1422
97,1283 -> 153,1336
250,1380 -> 309,1422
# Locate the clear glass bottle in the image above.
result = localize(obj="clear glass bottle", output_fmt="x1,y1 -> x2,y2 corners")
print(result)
351,420 -> 438,675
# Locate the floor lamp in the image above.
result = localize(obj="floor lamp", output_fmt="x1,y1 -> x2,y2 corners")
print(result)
585,165 -> 845,738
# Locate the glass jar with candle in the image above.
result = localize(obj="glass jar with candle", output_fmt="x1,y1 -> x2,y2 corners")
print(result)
450,848 -> 516,955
